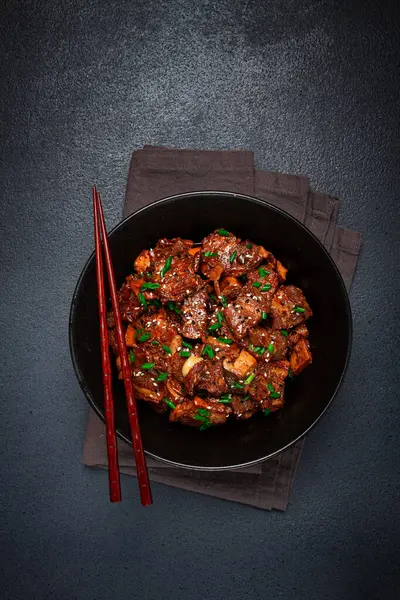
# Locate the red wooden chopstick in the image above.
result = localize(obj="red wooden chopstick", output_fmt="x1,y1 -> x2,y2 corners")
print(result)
93,188 -> 121,502
94,186 -> 152,506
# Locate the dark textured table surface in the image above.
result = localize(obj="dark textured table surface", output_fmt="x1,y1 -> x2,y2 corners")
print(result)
1,1 -> 399,599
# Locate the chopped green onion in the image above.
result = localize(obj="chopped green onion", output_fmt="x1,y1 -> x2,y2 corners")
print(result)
262,311 -> 268,320
180,350 -> 191,358
244,372 -> 255,385
156,372 -> 168,382
258,267 -> 270,278
267,383 -> 275,393
182,340 -> 193,349
270,391 -> 281,399
208,323 -> 221,332
261,284 -> 272,292
217,337 -> 233,345
248,342 -> 254,351
293,306 -> 306,314
252,282 -> 261,288
280,329 -> 289,337
146,272 -> 152,279
221,295 -> 228,307
135,327 -> 144,339
263,408 -> 271,416
217,228 -> 230,237
229,250 -> 237,263
163,397 -> 176,410
138,332 -> 151,343
151,340 -> 160,346
210,293 -> 217,302
219,394 -> 232,404
199,422 -> 211,431
160,256 -> 172,278
162,344 -> 172,354
138,292 -> 147,308
233,381 -> 244,389
202,344 -> 215,359
203,251 -> 218,257
197,408 -> 211,417
129,350 -> 135,363
150,298 -> 162,308
241,394 -> 251,402
254,346 -> 265,355
168,301 -> 181,314
246,243 -> 253,249
217,311 -> 224,324
267,343 -> 274,353
141,282 -> 160,290
141,362 -> 155,370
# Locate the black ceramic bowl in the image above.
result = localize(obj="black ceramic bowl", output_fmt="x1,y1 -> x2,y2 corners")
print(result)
70,191 -> 352,470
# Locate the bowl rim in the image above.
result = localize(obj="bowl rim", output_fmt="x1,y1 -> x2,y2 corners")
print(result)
69,190 -> 353,471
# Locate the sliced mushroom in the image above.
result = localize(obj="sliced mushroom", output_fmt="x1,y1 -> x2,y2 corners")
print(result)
182,355 -> 204,377
223,349 -> 257,379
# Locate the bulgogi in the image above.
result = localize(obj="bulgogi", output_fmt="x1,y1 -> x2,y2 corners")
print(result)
108,229 -> 312,430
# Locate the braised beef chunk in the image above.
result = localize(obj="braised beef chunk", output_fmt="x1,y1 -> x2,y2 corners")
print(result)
249,326 -> 288,360
290,338 -> 312,374
169,397 -> 229,428
181,288 -> 208,339
197,360 -> 228,397
230,394 -> 258,420
109,230 -> 313,428
288,323 -> 309,347
270,285 -> 312,330
248,360 -> 289,412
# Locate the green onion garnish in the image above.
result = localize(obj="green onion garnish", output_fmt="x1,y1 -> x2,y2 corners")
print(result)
217,337 -> 233,345
219,394 -> 232,404
248,342 -> 254,351
162,344 -> 172,354
210,293 -> 217,302
140,282 -> 160,290
244,372 -> 255,385
254,346 -> 265,355
129,350 -> 135,363
150,298 -> 162,308
263,408 -> 271,416
217,311 -> 224,324
203,251 -> 218,257
197,408 -> 211,417
293,306 -> 306,313
270,391 -> 281,399
229,250 -> 237,263
233,381 -> 244,389
168,301 -> 181,314
138,293 -> 147,308
261,284 -> 272,292
151,340 -> 160,346
246,243 -> 253,249
202,344 -> 215,359
180,350 -> 191,357
280,329 -> 289,337
262,311 -> 268,320
252,282 -> 261,288
217,228 -> 230,236
156,372 -> 168,382
163,397 -> 176,410
138,332 -> 151,343
267,383 -> 275,393
267,343 -> 274,353
241,394 -> 251,402
141,362 -> 155,370
208,323 -> 221,332
199,423 -> 211,431
160,256 -> 172,278
221,295 -> 228,307
258,267 -> 270,278
146,272 -> 152,279
182,340 -> 193,349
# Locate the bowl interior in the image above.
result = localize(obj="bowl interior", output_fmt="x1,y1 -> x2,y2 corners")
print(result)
70,192 -> 351,469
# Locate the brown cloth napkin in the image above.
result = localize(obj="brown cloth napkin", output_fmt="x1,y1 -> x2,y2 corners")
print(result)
83,147 -> 361,510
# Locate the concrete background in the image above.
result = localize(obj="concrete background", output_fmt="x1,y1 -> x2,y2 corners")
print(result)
1,1 -> 399,599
